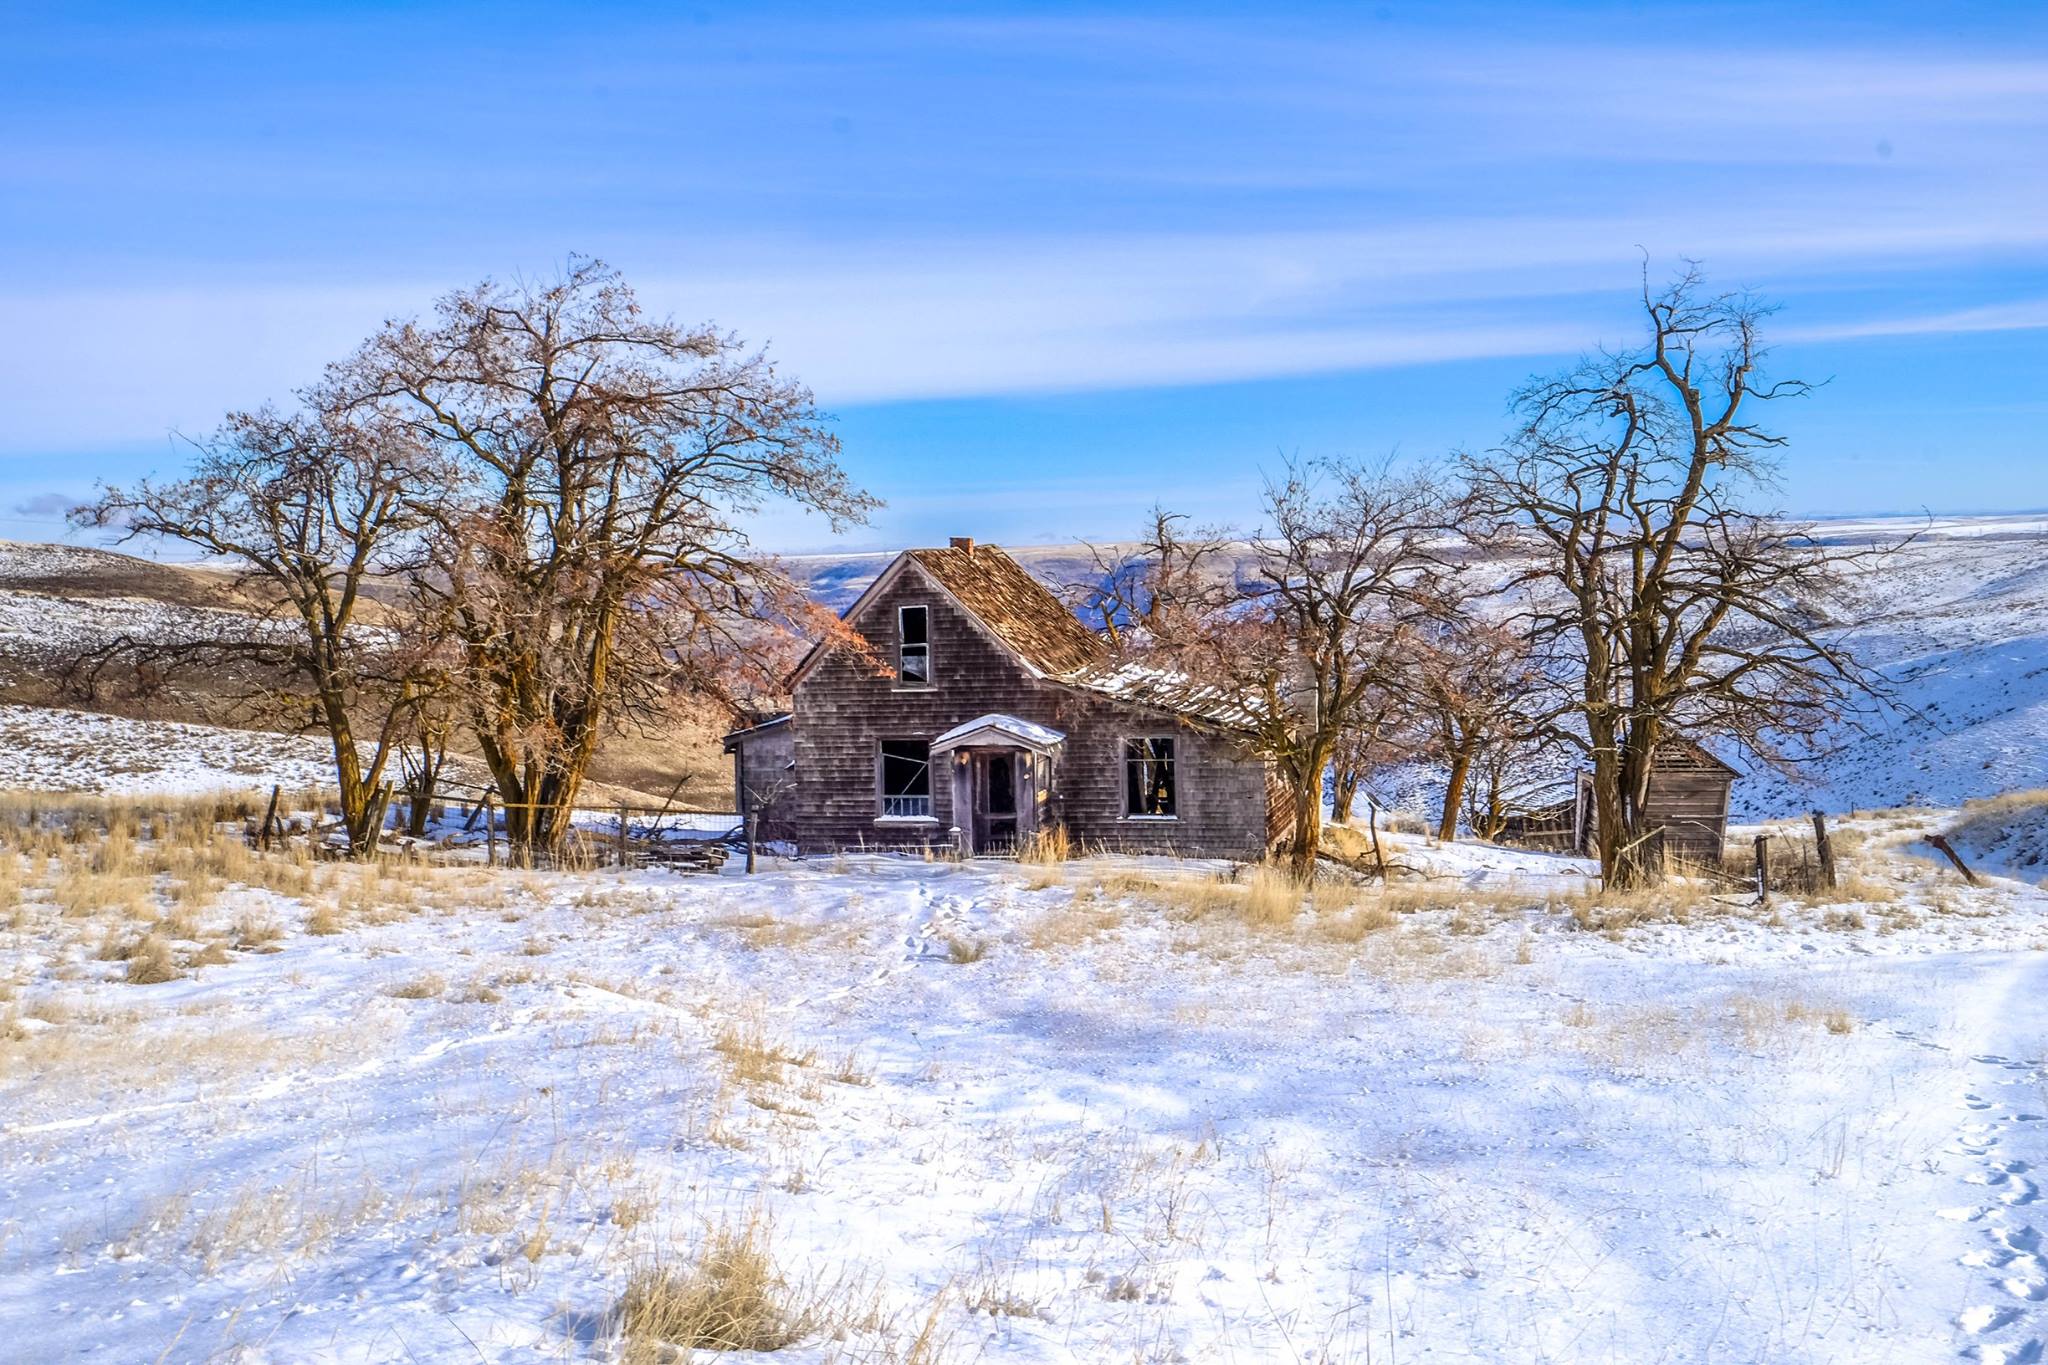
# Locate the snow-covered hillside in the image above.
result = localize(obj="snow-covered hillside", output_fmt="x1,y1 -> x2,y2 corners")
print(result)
6,514 -> 2045,816
1734,516 -> 2048,817
0,539 -> 252,665
0,704 -> 332,794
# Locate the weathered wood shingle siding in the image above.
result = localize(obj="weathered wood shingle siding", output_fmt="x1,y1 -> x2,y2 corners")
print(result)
790,559 -> 1275,858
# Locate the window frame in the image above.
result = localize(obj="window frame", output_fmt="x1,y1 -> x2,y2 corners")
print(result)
1121,735 -> 1180,821
876,738 -> 935,821
896,604 -> 932,688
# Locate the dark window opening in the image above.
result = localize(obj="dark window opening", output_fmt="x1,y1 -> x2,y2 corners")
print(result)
898,605 -> 930,685
880,740 -> 932,818
1125,737 -> 1177,817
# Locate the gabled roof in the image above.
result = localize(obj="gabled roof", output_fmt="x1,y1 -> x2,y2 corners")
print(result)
789,541 -> 1106,688
930,713 -> 1067,756
904,544 -> 1108,677
786,540 -> 1264,737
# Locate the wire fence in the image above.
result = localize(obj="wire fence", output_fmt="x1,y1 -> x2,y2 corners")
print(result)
251,778 -> 741,870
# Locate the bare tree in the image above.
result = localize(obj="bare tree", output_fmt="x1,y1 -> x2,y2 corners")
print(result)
1461,728 -> 1573,843
1327,686 -> 1423,826
338,259 -> 875,854
1464,266 -> 1886,886
1113,459 -> 1455,881
1069,508 -> 1232,649
397,695 -> 456,837
1409,616 -> 1541,840
72,406 -> 438,854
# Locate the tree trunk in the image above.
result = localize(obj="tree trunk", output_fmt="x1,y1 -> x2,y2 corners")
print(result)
1594,725 -> 1666,889
1436,739 -> 1476,842
322,696 -> 382,858
1331,766 -> 1361,825
1286,757 -> 1324,882
1588,718 -> 1636,890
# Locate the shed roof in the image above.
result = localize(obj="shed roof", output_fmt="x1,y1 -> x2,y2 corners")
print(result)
721,712 -> 792,753
1654,739 -> 1740,776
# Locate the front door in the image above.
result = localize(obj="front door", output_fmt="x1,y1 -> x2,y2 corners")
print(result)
972,751 -> 1020,852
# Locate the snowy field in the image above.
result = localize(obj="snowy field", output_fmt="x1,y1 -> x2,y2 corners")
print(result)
2,804 -> 2046,1363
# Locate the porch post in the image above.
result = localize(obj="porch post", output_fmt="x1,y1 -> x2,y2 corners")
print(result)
949,752 -> 971,855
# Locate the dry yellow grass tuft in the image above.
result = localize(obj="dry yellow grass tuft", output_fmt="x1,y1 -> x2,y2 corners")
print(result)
617,1213 -> 826,1359
1090,864 -> 1306,930
944,934 -> 990,964
712,1016 -> 816,1085
385,973 -> 446,1000
1017,824 -> 1071,866
123,934 -> 182,985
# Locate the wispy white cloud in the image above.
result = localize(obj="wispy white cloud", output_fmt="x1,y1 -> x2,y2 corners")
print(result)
1784,297 -> 2048,342
8,191 -> 2048,455
4,10 -> 2046,462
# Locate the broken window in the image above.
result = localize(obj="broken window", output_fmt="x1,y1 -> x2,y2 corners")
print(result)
879,739 -> 933,818
898,605 -> 930,685
1124,737 -> 1177,817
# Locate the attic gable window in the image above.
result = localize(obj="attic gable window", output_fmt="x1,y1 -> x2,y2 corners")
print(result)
898,605 -> 931,685
1124,737 -> 1177,818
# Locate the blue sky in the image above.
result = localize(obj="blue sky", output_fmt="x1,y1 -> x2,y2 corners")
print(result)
4,2 -> 2046,552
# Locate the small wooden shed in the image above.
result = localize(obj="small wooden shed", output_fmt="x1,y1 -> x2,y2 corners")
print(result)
1503,740 -> 1737,867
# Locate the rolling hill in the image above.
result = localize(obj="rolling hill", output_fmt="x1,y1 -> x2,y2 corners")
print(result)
4,514 -> 2045,818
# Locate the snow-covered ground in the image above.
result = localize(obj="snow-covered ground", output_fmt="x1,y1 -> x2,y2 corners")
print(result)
2,811 -> 2045,1362
0,704 -> 334,794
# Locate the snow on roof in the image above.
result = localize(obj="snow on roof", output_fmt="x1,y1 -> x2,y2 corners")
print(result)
930,713 -> 1067,754
1060,659 -> 1268,732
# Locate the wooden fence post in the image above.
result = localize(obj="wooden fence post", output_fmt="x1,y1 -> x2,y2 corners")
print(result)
1928,833 -> 1980,885
259,784 -> 281,850
484,793 -> 497,867
746,807 -> 758,875
1753,833 -> 1771,906
616,804 -> 629,869
1811,811 -> 1837,890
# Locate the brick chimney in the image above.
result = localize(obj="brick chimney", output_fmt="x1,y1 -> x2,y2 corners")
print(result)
949,536 -> 975,552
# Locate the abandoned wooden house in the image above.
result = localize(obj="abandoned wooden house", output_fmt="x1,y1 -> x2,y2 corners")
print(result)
724,538 -> 1294,858
1501,741 -> 1738,866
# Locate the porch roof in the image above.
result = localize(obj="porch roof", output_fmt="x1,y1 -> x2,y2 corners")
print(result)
929,713 -> 1066,757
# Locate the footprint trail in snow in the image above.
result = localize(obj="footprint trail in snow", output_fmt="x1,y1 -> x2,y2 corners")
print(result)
1952,1049 -> 2048,1364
